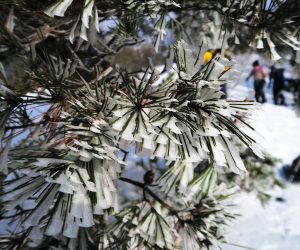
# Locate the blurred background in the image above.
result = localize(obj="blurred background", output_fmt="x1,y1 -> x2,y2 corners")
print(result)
223,53 -> 300,250
0,1 -> 300,250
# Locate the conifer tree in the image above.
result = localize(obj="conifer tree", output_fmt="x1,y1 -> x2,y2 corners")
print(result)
0,1 -> 299,249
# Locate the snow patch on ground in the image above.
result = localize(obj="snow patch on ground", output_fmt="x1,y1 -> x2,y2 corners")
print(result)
223,184 -> 300,250
223,85 -> 300,250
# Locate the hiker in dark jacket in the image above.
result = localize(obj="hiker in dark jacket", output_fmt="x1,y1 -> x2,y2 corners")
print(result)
269,65 -> 285,105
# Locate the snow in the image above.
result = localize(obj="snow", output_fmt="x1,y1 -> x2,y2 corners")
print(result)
222,184 -> 300,250
229,83 -> 300,165
2,57 -> 300,247
222,85 -> 300,250
253,103 -> 300,164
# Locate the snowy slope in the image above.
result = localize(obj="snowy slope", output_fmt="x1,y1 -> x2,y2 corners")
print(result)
222,86 -> 300,250
229,84 -> 300,164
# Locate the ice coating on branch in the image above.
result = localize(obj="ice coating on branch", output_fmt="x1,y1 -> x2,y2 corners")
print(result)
45,0 -> 99,42
0,38 -> 262,248
44,0 -> 73,17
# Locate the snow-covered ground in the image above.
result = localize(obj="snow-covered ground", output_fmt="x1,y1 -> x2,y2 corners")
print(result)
222,85 -> 300,250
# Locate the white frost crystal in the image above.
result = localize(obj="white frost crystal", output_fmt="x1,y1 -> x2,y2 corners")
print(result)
44,0 -> 99,42
1,40 -> 261,249
44,0 -> 74,17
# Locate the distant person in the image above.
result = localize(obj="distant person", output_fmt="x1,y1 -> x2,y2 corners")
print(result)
246,60 -> 267,103
269,65 -> 285,105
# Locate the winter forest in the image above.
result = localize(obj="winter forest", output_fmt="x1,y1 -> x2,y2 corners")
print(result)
0,1 -> 300,250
